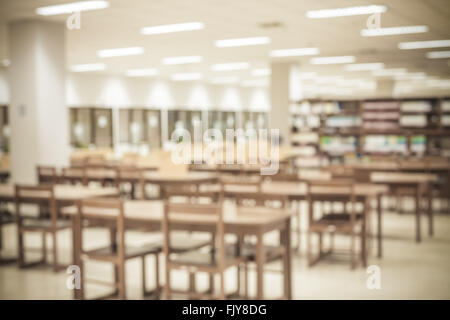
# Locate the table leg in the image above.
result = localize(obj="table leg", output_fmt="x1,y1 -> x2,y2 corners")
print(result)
72,214 -> 82,300
282,219 -> 292,300
255,231 -> 265,300
415,185 -> 421,243
377,194 -> 382,258
427,183 -> 433,237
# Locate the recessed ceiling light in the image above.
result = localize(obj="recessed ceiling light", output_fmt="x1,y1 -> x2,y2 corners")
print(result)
361,25 -> 428,37
141,22 -> 204,35
426,51 -> 450,59
270,48 -> 319,57
70,63 -> 106,72
251,69 -> 271,77
125,68 -> 158,77
162,56 -> 203,65
97,47 -> 144,58
310,56 -> 355,65
344,63 -> 384,71
398,40 -> 450,50
372,68 -> 407,76
36,1 -> 109,16
306,5 -> 386,18
211,62 -> 250,71
171,73 -> 202,81
211,77 -> 239,84
215,37 -> 270,47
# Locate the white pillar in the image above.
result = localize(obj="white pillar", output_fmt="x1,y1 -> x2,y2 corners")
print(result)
270,62 -> 292,146
9,20 -> 69,183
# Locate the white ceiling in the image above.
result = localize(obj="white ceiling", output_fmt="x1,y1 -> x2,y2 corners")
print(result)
0,0 -> 449,96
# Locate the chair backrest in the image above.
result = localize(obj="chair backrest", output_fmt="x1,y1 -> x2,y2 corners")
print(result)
37,166 -> 57,184
77,198 -> 125,256
164,183 -> 220,203
306,179 -> 356,224
61,167 -> 86,184
163,197 -> 225,266
15,184 -> 57,224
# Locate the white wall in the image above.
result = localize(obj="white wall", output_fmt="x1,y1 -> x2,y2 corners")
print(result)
0,68 -> 8,104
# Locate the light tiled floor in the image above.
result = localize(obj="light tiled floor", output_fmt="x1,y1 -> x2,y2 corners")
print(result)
0,205 -> 449,300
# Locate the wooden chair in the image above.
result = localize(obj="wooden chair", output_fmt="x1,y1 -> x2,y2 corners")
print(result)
84,164 -> 116,187
37,166 -> 58,184
15,185 -> 71,272
220,175 -> 261,206
61,167 -> 86,185
306,180 -> 368,269
77,198 -> 161,300
0,202 -> 15,264
115,166 -> 144,199
163,198 -> 248,299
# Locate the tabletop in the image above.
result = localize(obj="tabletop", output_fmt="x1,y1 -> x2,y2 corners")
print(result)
370,172 -> 437,184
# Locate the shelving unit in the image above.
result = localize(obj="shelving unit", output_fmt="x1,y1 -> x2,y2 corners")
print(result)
290,98 -> 450,159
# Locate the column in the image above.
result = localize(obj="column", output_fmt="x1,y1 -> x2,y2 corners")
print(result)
270,62 -> 300,146
9,20 -> 69,183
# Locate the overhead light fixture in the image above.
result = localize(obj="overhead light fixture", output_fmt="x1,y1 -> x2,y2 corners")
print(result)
141,22 -> 204,35
361,25 -> 428,37
398,40 -> 450,50
344,63 -> 384,71
211,62 -> 249,71
251,69 -> 271,77
70,63 -> 106,72
395,72 -> 427,81
299,72 -> 317,79
97,47 -> 144,58
426,51 -> 450,59
242,79 -> 268,87
372,68 -> 407,76
125,68 -> 158,77
215,37 -> 270,47
310,56 -> 355,65
270,48 -> 319,57
162,56 -> 203,65
36,0 -> 109,16
171,73 -> 202,81
306,5 -> 386,18
211,76 -> 239,84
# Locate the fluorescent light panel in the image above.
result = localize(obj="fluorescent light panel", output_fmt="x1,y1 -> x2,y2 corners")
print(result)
344,63 -> 384,71
426,51 -> 450,59
125,68 -> 158,77
211,62 -> 249,71
242,79 -> 268,87
310,56 -> 355,65
171,73 -> 202,81
361,25 -> 428,36
215,37 -> 270,47
211,77 -> 239,84
306,5 -> 386,18
141,22 -> 204,35
270,48 -> 319,57
70,63 -> 106,72
372,68 -> 407,76
399,40 -> 450,50
36,0 -> 109,16
97,47 -> 144,58
162,56 -> 203,65
252,69 -> 271,77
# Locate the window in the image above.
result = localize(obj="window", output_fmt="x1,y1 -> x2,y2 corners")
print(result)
70,107 -> 113,148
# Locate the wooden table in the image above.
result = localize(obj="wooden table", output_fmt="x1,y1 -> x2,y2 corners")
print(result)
62,200 -> 293,300
370,172 -> 437,244
0,184 -> 119,204
224,180 -> 388,257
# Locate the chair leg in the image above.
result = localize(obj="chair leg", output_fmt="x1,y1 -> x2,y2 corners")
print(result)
141,256 -> 147,297
42,232 -> 47,264
154,254 -> 160,296
306,230 -> 312,266
117,263 -> 126,299
219,272 -> 225,300
243,263 -> 248,299
350,232 -> 356,270
52,231 -> 58,272
164,266 -> 171,300
17,229 -> 24,267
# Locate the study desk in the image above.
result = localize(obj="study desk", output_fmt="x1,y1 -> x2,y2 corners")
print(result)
62,200 -> 293,300
370,172 -> 437,243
